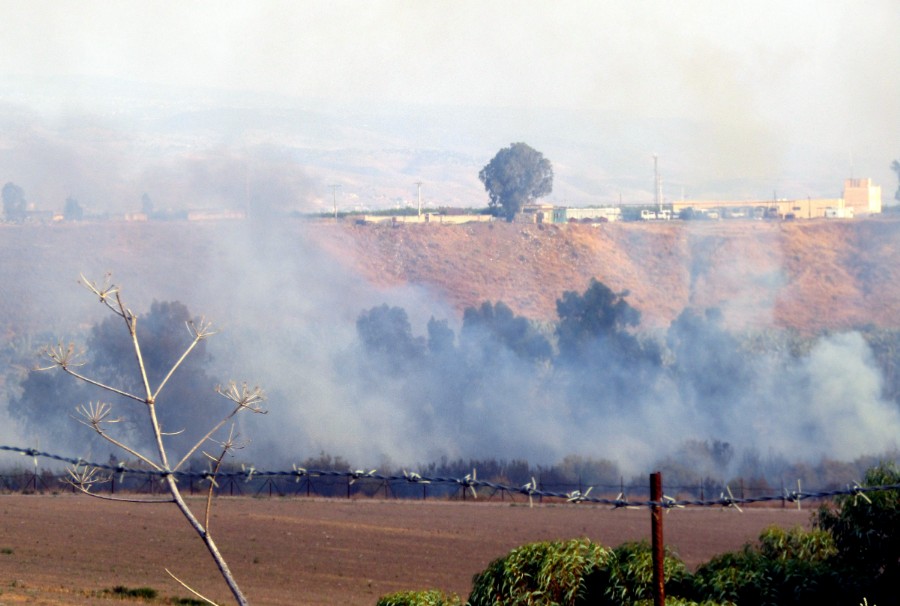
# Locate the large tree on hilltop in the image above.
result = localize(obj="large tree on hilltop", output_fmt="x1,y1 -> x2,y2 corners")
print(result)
479,142 -> 553,221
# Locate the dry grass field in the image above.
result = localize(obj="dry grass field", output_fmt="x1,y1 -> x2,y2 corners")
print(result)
0,495 -> 813,605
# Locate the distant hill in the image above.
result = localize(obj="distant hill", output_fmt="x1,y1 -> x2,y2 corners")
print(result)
3,77 -> 872,216
313,217 -> 900,334
3,217 -> 899,342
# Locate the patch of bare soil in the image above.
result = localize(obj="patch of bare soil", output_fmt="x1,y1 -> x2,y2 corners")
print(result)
0,495 -> 812,605
2,217 -> 899,338
315,216 -> 900,332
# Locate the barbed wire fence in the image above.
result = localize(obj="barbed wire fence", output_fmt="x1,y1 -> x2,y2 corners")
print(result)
2,445 -> 898,510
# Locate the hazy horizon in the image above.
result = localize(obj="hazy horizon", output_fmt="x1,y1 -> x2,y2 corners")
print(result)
1,2 -> 897,215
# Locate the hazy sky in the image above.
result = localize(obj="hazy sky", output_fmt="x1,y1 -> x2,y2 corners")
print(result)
2,1 -> 896,111
1,1 -> 898,203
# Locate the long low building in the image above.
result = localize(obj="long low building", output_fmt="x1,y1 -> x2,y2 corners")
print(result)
552,206 -> 622,223
672,178 -> 881,220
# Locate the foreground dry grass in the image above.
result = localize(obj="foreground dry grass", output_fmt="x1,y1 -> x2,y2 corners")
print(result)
0,495 -> 813,605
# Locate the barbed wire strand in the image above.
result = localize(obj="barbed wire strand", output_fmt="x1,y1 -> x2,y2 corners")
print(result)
2,445 -> 897,509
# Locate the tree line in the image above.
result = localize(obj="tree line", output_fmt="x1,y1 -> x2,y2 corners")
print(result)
9,276 -> 900,489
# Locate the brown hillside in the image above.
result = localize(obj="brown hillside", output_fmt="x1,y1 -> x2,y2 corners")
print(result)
313,217 -> 900,333
2,217 -> 900,338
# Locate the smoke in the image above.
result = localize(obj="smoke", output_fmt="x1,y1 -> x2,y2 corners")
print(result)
2,216 -> 899,482
0,101 -> 324,216
187,218 -> 900,477
793,333 -> 900,460
1,89 -> 898,480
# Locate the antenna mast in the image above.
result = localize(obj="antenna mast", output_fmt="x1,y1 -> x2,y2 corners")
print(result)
654,154 -> 662,213
330,184 -> 341,219
414,181 -> 423,217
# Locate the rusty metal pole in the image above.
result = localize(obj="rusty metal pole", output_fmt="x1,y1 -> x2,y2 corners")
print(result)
650,471 -> 665,606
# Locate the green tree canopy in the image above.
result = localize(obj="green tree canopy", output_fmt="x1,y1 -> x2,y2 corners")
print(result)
356,304 -> 425,362
461,300 -> 551,361
555,278 -> 641,361
816,462 -> 900,603
478,142 -> 553,221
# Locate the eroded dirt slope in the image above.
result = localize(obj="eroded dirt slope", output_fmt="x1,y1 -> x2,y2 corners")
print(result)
311,217 -> 900,332
2,217 -> 899,338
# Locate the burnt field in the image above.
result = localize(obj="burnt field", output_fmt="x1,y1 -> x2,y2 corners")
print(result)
0,495 -> 813,605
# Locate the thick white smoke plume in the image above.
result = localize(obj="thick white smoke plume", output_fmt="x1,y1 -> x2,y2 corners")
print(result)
3,218 -> 899,483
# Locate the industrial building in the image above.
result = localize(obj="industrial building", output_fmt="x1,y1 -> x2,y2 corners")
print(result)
671,178 -> 881,220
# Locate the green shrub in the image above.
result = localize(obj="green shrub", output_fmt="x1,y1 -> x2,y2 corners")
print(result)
816,462 -> 900,604
467,538 -> 612,605
466,538 -> 693,606
376,589 -> 461,606
592,541 -> 691,605
690,526 -> 840,606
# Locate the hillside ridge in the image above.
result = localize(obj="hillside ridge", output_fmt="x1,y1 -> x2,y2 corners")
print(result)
2,217 -> 900,338
315,217 -> 900,333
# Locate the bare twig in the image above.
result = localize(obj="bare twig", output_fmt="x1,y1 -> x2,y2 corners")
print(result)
69,484 -> 176,504
173,383 -> 266,472
72,402 -> 162,470
165,569 -> 221,606
203,425 -> 246,531
62,366 -> 146,403
215,382 -> 267,414
65,465 -> 109,491
151,318 -> 215,400
38,344 -> 146,402
122,303 -> 155,404
65,465 -> 172,503
79,273 -> 123,316
35,342 -> 85,371
57,276 -> 257,605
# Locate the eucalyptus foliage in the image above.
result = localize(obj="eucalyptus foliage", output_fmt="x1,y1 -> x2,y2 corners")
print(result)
467,539 -> 611,605
816,462 -> 900,604
690,526 -> 840,606
466,538 -> 694,606
478,142 -> 552,222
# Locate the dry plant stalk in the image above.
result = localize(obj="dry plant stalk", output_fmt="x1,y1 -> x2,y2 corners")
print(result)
43,274 -> 266,606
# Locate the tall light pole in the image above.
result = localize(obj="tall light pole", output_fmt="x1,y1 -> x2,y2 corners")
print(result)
653,154 -> 662,214
330,184 -> 341,219
414,181 -> 423,217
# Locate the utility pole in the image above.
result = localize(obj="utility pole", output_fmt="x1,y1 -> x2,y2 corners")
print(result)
414,181 -> 423,217
330,184 -> 341,219
654,154 -> 662,214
